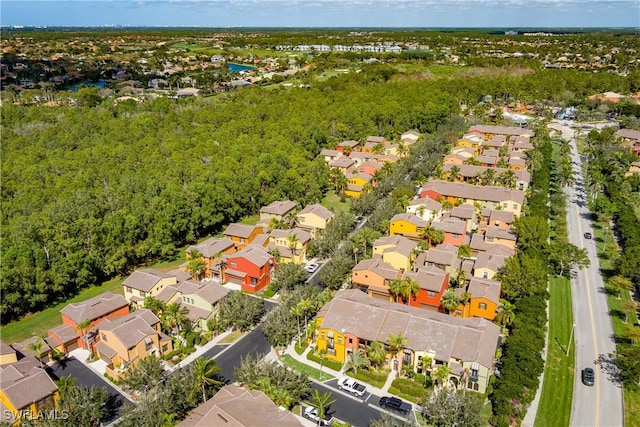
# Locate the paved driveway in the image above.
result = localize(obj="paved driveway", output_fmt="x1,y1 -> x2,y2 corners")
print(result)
47,357 -> 129,424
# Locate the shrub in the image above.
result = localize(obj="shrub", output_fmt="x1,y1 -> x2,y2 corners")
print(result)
307,351 -> 342,372
388,377 -> 429,403
186,332 -> 198,349
346,368 -> 388,388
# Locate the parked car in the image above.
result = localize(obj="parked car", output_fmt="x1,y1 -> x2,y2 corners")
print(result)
305,262 -> 319,273
303,406 -> 334,426
379,396 -> 412,415
337,377 -> 367,397
584,232 -> 592,239
582,367 -> 595,386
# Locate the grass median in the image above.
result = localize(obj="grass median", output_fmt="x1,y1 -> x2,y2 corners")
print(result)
280,354 -> 335,382
535,276 -> 575,427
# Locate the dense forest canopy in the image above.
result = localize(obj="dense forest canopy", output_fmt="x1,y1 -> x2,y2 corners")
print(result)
0,64 -> 631,323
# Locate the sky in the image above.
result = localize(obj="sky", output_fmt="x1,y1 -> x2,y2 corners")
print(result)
1,0 -> 639,28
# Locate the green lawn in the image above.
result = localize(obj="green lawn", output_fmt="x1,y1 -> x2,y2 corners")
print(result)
280,354 -> 335,381
388,377 -> 430,404
321,190 -> 351,214
218,330 -> 244,344
535,277 -> 575,427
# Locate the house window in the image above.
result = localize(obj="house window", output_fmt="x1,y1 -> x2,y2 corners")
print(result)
251,277 -> 258,286
101,334 -> 107,342
403,349 -> 411,365
455,309 -> 463,316
321,333 -> 326,340
513,204 -> 518,210
471,368 -> 479,381
487,237 -> 494,243
482,271 -> 489,279
328,336 -> 334,350
299,217 -> 305,223
502,203 -> 507,208
453,234 -> 460,239
427,291 -> 436,297
126,286 -> 132,294
479,303 -> 487,310
349,338 -> 353,344
139,290 -> 146,297
230,262 -> 237,268
518,183 -> 524,191
162,344 -> 168,353
337,337 -> 343,345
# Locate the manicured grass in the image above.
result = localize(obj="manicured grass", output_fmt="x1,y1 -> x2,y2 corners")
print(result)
321,190 -> 351,214
346,368 -> 388,389
239,214 -> 261,225
218,330 -> 244,344
262,285 -> 277,299
294,341 -> 308,355
535,277 -> 575,427
625,387 -> 640,427
307,350 -> 343,372
280,354 -> 335,381
388,377 -> 430,403
0,275 -> 126,343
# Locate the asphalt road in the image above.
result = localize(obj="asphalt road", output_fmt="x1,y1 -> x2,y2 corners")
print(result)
46,357 -> 128,424
551,121 -> 623,427
212,326 -> 272,383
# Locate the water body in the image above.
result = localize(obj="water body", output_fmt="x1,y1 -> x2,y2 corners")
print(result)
70,80 -> 107,92
228,63 -> 256,72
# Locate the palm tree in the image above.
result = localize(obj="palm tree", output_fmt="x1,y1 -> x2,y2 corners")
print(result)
399,276 -> 420,305
55,375 -> 78,400
297,298 -> 314,327
287,233 -> 299,259
76,318 -> 93,354
389,279 -> 403,303
458,244 -> 472,259
432,365 -> 452,389
359,227 -> 382,254
441,290 -> 460,314
290,305 -> 304,340
269,217 -> 287,231
498,169 -> 517,188
387,333 -> 407,372
27,337 -> 46,369
190,357 -> 222,403
344,350 -> 371,376
163,302 -> 190,335
187,249 -> 206,280
420,225 -> 439,248
448,165 -> 460,182
311,390 -> 336,425
317,348 -> 327,376
366,341 -> 387,369
480,168 -> 497,186
496,299 -> 516,327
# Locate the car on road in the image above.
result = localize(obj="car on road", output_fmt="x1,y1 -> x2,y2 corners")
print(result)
305,262 -> 319,273
379,396 -> 412,415
303,406 -> 334,426
337,377 -> 367,397
582,367 -> 595,386
584,232 -> 592,239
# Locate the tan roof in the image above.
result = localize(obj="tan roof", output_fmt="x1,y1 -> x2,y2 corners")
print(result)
60,291 -> 128,324
366,136 -> 386,144
432,217 -> 466,235
450,205 -> 475,220
320,148 -> 340,157
330,157 -> 355,168
48,324 -> 80,344
474,252 -> 509,273
0,363 -> 58,410
123,269 -> 173,293
227,245 -> 273,268
482,209 -> 515,225
187,237 -> 235,258
0,340 -> 14,356
260,200 -> 297,216
469,124 -> 535,137
176,299 -> 213,323
424,248 -> 458,267
178,384 -> 303,427
616,129 -> 640,140
485,225 -> 517,241
403,267 -> 448,292
475,155 -> 498,165
318,289 -> 500,367
442,163 -> 530,183
467,277 -> 502,304
223,223 -> 259,239
99,309 -> 160,349
373,235 -> 417,257
155,286 -> 180,304
178,280 -> 231,305
269,228 -> 312,245
352,258 -> 400,281
95,341 -> 117,359
421,180 -> 525,205
408,197 -> 442,211
390,213 -> 427,228
337,140 -> 359,149
297,203 -> 333,220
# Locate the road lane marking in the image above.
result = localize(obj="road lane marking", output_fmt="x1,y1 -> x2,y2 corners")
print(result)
575,205 -> 600,427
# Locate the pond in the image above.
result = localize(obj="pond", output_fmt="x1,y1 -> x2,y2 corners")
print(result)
70,80 -> 107,92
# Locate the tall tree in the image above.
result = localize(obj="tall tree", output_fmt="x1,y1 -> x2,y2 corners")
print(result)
441,289 -> 461,314
366,341 -> 387,370
388,332 -> 407,371
163,302 -> 190,335
344,349 -> 371,376
26,337 -> 46,369
311,389 -> 336,425
496,299 -> 516,328
190,357 -> 222,403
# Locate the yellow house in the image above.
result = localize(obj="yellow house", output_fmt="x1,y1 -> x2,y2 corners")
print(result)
389,213 -> 427,241
95,310 -> 172,381
344,173 -> 373,198
0,344 -> 60,426
372,235 -> 418,271
296,204 -> 334,236
122,269 -> 179,307
484,226 -> 517,250
473,252 -> 509,280
0,342 -> 17,366
455,138 -> 481,156
313,289 -> 500,393
452,278 -> 501,321
267,228 -> 311,264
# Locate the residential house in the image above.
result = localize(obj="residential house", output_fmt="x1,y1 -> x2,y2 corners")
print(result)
475,154 -> 498,168
329,156 -> 355,173
508,156 -> 527,171
372,235 -> 418,271
314,289 -> 500,393
296,204 -> 334,235
336,140 -> 359,153
222,223 -> 264,249
355,161 -> 382,177
0,347 -> 59,426
389,213 -> 427,241
223,245 -> 275,293
416,245 -> 460,277
443,153 -> 468,165
419,180 -> 525,217
479,209 -> 515,233
448,205 -> 477,232
186,237 -> 236,279
320,149 -> 342,164
617,129 -> 640,157
432,217 -> 467,247
344,172 -> 373,198
178,384 -> 304,427
401,130 -> 421,145
402,267 -> 449,311
259,200 -> 297,222
167,280 -> 230,331
509,135 -> 534,152
54,291 -> 129,353
351,258 -> 401,300
361,136 -> 387,153
473,251 -> 509,280
468,124 -> 535,138
481,135 -> 506,150
469,234 -> 516,258
122,269 -> 179,307
441,164 -> 530,191
484,226 -> 517,250
95,309 -> 172,381
406,197 -> 443,222
625,161 -> 640,177
453,277 -> 501,321
267,228 -> 311,264
455,138 -> 481,156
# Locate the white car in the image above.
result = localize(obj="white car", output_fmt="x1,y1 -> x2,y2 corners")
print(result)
305,262 -> 319,273
303,406 -> 334,426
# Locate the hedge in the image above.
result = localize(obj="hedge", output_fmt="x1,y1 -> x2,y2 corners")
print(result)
307,350 -> 342,372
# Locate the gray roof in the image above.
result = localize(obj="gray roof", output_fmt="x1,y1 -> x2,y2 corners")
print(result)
320,148 -> 340,157
260,200 -> 297,216
442,163 -> 530,183
366,136 -> 386,144
352,258 -> 400,281
467,277 -> 502,304
176,298 -> 214,323
223,223 -> 259,239
425,248 -> 457,267
390,213 -> 427,228
403,267 -> 448,292
474,252 -> 509,272
408,197 -> 442,210
99,309 -> 160,349
616,129 -> 640,140
337,140 -> 360,149
485,225 -> 517,241
178,384 -> 304,427
482,209 -> 515,225
0,363 -> 58,410
421,180 -> 525,205
122,269 -> 173,293
48,324 -> 80,344
450,205 -> 475,220
469,124 -> 535,137
373,235 -> 417,257
60,291 -> 128,324
269,228 -> 311,245
227,245 -> 273,268
0,340 -> 14,356
177,280 -> 231,305
432,217 -> 467,234
330,157 -> 355,168
318,289 -> 500,367
187,237 -> 235,258
297,203 -> 333,220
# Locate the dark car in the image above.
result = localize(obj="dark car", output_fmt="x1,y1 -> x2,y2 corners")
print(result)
379,396 -> 412,415
584,232 -> 592,239
582,367 -> 595,386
